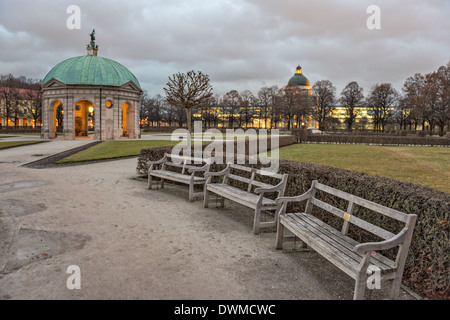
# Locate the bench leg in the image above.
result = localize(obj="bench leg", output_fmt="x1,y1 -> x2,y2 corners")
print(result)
161,179 -> 165,189
354,276 -> 368,300
253,207 -> 262,235
390,274 -> 402,300
189,183 -> 195,202
276,221 -> 284,250
203,189 -> 209,208
354,253 -> 371,300
148,174 -> 152,189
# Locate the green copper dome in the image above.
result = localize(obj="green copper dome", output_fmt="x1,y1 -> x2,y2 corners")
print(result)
42,55 -> 141,89
287,65 -> 310,87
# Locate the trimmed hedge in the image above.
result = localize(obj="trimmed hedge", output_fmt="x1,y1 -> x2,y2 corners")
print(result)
292,130 -> 450,147
137,140 -> 449,300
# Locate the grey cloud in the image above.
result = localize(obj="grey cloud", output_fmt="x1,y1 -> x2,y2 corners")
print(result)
0,0 -> 448,96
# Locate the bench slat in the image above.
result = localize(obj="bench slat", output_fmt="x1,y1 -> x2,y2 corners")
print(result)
207,184 -> 277,208
165,153 -> 210,164
226,173 -> 275,190
151,170 -> 205,184
281,213 -> 396,277
293,213 -> 396,271
314,182 -> 409,223
281,215 -> 361,278
310,198 -> 396,240
227,173 -> 252,185
293,213 -> 395,272
229,164 -> 285,180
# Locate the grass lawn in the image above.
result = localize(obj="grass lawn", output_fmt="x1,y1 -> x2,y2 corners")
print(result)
141,132 -> 173,135
275,144 -> 450,194
0,141 -> 43,149
57,140 -> 180,163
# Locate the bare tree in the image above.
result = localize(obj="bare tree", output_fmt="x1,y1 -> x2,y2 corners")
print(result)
257,86 -> 278,129
164,70 -> 213,133
312,80 -> 336,131
430,62 -> 450,136
149,94 -> 167,127
139,90 -> 151,129
276,87 -> 311,129
202,94 -> 221,129
367,83 -> 399,132
0,74 -> 20,127
402,73 -> 429,131
395,96 -> 413,131
22,84 -> 42,128
1,74 -> 42,128
240,90 -> 255,128
222,90 -> 243,128
339,81 -> 364,131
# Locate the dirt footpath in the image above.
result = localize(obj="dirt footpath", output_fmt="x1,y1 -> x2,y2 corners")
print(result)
0,140 -> 416,300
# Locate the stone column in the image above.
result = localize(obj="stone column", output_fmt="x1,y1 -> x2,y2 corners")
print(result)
64,94 -> 75,140
134,99 -> 141,139
114,98 -> 123,140
41,98 -> 50,139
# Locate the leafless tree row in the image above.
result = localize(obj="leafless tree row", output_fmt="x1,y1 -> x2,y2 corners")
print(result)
2,59 -> 448,136
0,74 -> 42,127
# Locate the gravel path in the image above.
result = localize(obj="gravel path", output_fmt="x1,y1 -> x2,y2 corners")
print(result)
0,139 -> 416,300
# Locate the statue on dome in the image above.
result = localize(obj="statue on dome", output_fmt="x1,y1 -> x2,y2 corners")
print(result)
88,29 -> 98,49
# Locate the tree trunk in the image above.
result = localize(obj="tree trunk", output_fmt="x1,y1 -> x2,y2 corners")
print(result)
186,108 -> 192,133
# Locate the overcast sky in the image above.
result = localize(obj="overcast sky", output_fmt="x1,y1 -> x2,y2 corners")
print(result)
0,0 -> 449,97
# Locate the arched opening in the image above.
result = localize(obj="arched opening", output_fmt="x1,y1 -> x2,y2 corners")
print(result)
122,102 -> 129,138
74,100 -> 94,138
49,100 -> 64,138
121,102 -> 136,139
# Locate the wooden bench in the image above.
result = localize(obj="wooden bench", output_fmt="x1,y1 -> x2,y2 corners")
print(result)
203,164 -> 289,234
147,154 -> 211,202
275,180 -> 417,300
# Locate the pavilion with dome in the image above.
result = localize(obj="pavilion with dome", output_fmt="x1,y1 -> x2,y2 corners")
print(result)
41,31 -> 142,140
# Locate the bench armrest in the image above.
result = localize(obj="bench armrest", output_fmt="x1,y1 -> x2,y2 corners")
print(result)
254,180 -> 285,194
275,189 -> 312,204
147,156 -> 167,166
204,167 -> 230,178
354,228 -> 409,254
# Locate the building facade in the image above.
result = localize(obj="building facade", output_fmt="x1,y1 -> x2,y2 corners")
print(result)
0,87 -> 41,129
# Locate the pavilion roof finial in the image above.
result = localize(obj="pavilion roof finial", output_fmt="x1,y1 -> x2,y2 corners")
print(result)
87,29 -> 99,56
